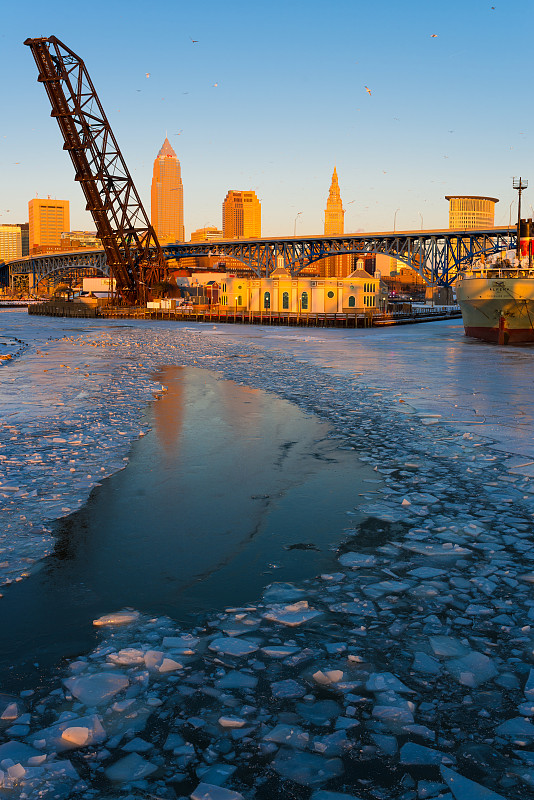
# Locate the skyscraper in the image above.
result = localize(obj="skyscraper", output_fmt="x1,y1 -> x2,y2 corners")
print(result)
325,166 -> 345,236
222,191 -> 261,239
28,198 -> 70,253
151,138 -> 184,244
446,195 -> 498,229
0,225 -> 22,261
315,168 -> 351,278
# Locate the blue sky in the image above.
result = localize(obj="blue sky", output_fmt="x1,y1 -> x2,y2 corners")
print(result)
1,0 -> 532,237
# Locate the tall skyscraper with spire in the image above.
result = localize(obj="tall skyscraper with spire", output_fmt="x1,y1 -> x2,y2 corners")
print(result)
324,166 -> 344,236
315,167 -> 351,278
151,137 -> 184,244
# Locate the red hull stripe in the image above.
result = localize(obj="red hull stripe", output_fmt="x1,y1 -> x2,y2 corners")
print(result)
465,325 -> 534,344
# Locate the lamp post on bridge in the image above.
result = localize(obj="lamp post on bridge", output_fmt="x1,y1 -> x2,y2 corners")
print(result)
393,208 -> 400,233
419,212 -> 424,231
294,211 -> 302,237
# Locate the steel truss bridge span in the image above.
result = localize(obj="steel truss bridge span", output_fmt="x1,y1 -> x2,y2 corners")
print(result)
6,226 -> 516,289
8,250 -> 108,289
164,226 -> 516,286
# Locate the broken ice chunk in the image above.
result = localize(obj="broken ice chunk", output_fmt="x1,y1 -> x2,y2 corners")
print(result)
313,670 -> 344,686
214,671 -> 258,689
104,751 -> 158,781
441,765 -> 508,799
262,601 -> 322,627
297,700 -> 342,725
496,717 -> 534,737
338,552 -> 377,569
64,672 -> 129,705
29,714 -> 106,752
107,648 -> 145,666
218,716 -> 246,729
366,672 -> 415,694
272,748 -> 343,786
263,724 -> 309,749
429,636 -> 471,658
191,784 -> 245,800
208,637 -> 259,657
445,652 -> 498,688
271,679 -> 307,699
0,741 -> 40,766
412,652 -> 441,675
162,634 -> 200,653
400,742 -> 451,765
93,610 -> 140,626
262,582 -> 306,602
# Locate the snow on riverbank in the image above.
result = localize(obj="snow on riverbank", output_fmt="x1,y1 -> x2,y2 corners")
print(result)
1,315 -> 534,798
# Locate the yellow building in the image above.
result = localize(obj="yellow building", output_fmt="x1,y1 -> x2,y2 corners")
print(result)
151,138 -> 185,244
446,195 -> 498,229
0,225 -> 22,261
217,266 -> 381,314
29,198 -> 70,253
222,191 -> 261,239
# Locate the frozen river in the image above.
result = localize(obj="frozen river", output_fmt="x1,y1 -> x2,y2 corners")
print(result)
1,311 -> 534,800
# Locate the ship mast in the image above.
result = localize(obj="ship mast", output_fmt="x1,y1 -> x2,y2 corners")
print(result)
513,177 -> 528,264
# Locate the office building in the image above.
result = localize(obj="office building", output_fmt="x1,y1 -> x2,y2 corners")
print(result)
16,222 -> 29,256
190,226 -> 223,243
315,167 -> 351,278
446,195 -> 498,229
151,138 -> 185,244
29,198 -> 70,253
0,225 -> 22,261
222,191 -> 261,239
60,231 -> 102,249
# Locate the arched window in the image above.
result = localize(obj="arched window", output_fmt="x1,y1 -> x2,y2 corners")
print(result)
282,291 -> 289,310
348,295 -> 356,307
301,291 -> 308,310
238,296 -> 242,306
264,291 -> 271,309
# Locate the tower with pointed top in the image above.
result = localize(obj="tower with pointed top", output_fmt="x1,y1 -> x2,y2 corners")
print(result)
315,167 -> 351,278
151,137 -> 184,244
324,167 -> 344,236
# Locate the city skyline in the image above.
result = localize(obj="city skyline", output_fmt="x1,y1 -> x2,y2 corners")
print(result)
1,0 -> 533,238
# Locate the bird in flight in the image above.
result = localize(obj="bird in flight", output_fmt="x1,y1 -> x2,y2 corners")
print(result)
190,37 -> 198,43
146,72 -> 150,78
365,86 -> 371,95
430,34 -> 438,37
213,83 -> 218,87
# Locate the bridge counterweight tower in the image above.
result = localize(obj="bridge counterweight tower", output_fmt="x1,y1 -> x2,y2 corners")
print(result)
24,35 -> 166,304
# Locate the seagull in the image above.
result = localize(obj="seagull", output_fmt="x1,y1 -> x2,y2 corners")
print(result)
145,72 -> 150,78
430,34 -> 438,37
190,37 -> 198,43
213,83 -> 218,87
365,86 -> 371,95
174,130 -> 183,135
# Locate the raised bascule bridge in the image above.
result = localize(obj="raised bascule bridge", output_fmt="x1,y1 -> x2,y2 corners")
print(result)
4,35 -> 516,298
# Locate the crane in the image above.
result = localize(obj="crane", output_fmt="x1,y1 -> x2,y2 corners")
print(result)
24,36 -> 168,305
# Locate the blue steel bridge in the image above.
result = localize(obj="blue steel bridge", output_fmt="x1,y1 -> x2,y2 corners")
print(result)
3,225 -> 516,291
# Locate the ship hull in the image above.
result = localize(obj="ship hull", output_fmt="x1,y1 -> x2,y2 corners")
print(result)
456,277 -> 534,344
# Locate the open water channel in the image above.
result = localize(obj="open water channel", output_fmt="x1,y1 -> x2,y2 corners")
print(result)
0,363 -> 375,690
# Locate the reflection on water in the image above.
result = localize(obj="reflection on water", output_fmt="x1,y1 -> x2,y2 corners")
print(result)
0,368 -> 375,690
